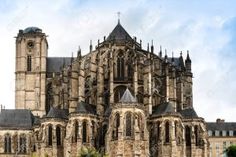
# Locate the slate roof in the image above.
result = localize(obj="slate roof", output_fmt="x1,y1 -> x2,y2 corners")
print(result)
107,22 -> 133,42
46,107 -> 68,119
206,122 -> 236,131
119,88 -> 137,103
179,107 -> 198,118
167,57 -> 185,69
23,27 -> 42,33
76,101 -> 96,114
152,102 -> 175,115
0,109 -> 34,129
46,57 -> 73,73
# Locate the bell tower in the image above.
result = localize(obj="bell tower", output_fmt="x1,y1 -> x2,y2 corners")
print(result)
15,27 -> 48,117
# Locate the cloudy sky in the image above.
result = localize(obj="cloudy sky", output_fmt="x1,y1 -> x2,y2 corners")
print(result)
0,0 -> 236,122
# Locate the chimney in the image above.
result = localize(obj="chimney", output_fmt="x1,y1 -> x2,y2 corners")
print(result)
216,118 -> 225,123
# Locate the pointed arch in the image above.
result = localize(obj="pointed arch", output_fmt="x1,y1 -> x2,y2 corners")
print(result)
117,51 -> 124,79
73,120 -> 79,143
138,113 -> 144,139
114,113 -> 120,139
185,125 -> 191,146
4,134 -> 11,153
126,112 -> 133,137
56,126 -> 61,146
82,121 -> 87,143
157,121 -> 160,142
48,125 -> 53,146
27,55 -> 32,71
165,121 -> 170,143
194,125 -> 199,146
19,134 -> 27,153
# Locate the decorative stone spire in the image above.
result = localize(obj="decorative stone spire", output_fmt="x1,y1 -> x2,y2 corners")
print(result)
77,46 -> 81,58
159,45 -> 162,57
119,88 -> 137,103
89,40 -> 92,52
185,50 -> 192,73
151,40 -> 154,53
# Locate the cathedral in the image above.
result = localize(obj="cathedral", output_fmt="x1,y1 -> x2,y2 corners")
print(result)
0,20 -> 209,157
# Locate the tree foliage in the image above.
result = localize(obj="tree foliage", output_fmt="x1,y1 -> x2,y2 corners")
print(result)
225,145 -> 236,157
78,146 -> 108,157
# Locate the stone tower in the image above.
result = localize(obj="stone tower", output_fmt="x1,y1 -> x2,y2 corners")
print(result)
15,27 -> 48,117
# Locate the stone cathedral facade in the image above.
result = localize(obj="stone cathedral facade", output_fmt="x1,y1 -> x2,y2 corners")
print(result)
0,21 -> 209,157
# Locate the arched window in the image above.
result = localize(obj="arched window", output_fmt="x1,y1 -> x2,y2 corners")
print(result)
194,125 -> 198,146
19,134 -> 27,153
113,114 -> 120,140
48,125 -> 53,146
138,114 -> 144,139
56,126 -> 61,146
165,121 -> 170,143
27,55 -> 32,71
117,52 -> 124,79
126,112 -> 132,137
73,121 -> 79,143
4,134 -> 11,153
185,126 -> 191,146
82,121 -> 87,143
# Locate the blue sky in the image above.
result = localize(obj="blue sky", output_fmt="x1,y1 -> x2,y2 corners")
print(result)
0,0 -> 236,121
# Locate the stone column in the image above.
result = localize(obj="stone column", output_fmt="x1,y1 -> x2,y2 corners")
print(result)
133,56 -> 138,101
97,53 -> 104,115
69,62 -> 78,113
78,62 -> 85,102
109,50 -> 114,105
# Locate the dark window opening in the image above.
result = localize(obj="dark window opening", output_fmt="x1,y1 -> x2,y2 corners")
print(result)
195,126 -> 198,146
117,52 -> 124,79
48,125 -> 53,146
185,126 -> 191,146
56,126 -> 61,146
82,121 -> 87,143
165,121 -> 170,143
113,114 -> 120,140
73,121 -> 79,143
126,113 -> 132,137
27,55 -> 32,71
4,134 -> 11,153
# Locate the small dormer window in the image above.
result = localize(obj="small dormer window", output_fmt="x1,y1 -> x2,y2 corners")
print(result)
222,130 -> 226,136
208,130 -> 212,136
215,130 -> 219,136
229,130 -> 234,136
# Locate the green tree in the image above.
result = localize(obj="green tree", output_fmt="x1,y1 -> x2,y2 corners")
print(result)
225,145 -> 236,157
78,146 -> 108,157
